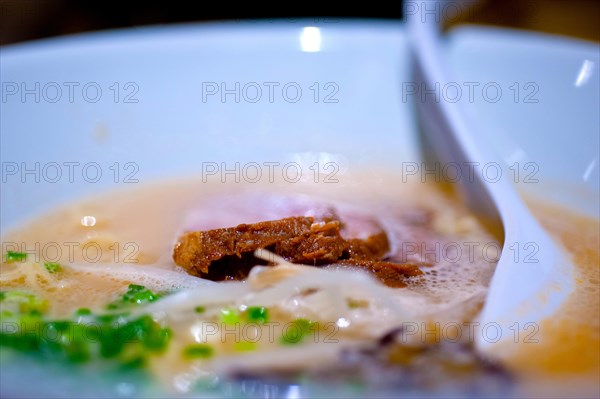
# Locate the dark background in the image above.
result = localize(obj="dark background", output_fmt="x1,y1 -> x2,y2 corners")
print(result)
0,0 -> 599,46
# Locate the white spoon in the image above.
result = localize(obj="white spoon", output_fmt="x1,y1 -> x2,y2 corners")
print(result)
406,3 -> 574,357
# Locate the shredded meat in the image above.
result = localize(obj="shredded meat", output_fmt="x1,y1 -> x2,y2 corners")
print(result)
173,214 -> 420,286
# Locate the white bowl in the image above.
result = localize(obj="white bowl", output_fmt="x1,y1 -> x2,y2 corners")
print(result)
1,20 -> 598,398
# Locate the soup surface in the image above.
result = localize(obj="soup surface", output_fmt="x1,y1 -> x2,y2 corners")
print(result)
0,172 -> 597,397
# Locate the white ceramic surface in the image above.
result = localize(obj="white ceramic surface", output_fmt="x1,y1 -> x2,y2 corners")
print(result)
0,21 -> 417,231
447,27 -> 599,216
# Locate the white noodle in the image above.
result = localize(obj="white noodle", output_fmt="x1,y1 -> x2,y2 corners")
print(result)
64,262 -> 214,291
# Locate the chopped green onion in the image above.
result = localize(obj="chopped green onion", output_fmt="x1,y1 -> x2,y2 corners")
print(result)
107,284 -> 162,310
0,290 -> 172,368
280,319 -> 314,345
220,308 -> 241,325
75,308 -> 91,316
44,262 -> 62,273
120,356 -> 146,370
347,299 -> 367,309
121,284 -> 161,304
5,251 -> 27,262
233,341 -> 257,352
194,306 -> 205,314
0,291 -> 49,315
183,344 -> 214,359
246,306 -> 269,324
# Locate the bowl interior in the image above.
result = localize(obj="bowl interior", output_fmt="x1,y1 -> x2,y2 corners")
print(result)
447,26 -> 600,216
0,21 -> 417,230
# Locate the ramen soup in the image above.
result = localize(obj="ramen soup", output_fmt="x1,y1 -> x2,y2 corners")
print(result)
0,172 -> 598,397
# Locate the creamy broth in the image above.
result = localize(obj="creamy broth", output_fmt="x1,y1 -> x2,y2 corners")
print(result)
1,173 -> 495,319
503,201 -> 600,396
1,172 -> 598,396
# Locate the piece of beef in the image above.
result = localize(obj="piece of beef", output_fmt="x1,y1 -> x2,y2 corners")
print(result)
173,217 -> 347,278
173,204 -> 420,287
343,231 -> 390,260
331,260 -> 423,288
275,220 -> 346,264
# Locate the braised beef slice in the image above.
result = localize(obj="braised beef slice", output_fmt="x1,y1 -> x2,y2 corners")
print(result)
275,220 -> 346,264
333,260 -> 423,288
173,215 -> 420,286
173,217 -> 346,277
343,231 -> 390,260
